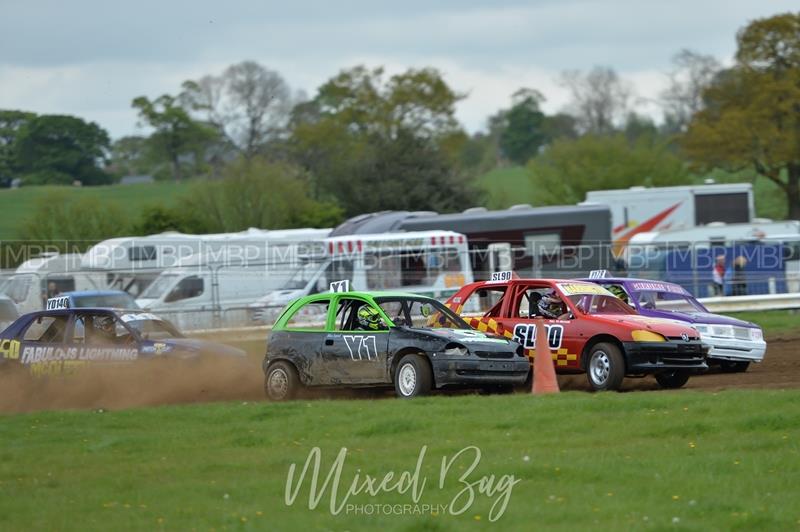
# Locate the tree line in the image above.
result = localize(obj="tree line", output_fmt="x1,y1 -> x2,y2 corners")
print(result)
1,11 -> 798,242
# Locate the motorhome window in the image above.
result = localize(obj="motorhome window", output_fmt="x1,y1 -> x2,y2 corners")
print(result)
165,276 -> 204,303
525,234 -> 561,257
365,252 -> 402,290
129,246 -> 157,261
22,315 -> 68,343
139,274 -> 180,299
460,286 -> 506,316
3,276 -> 30,304
43,278 -> 75,298
694,193 -> 749,225
285,300 -> 329,330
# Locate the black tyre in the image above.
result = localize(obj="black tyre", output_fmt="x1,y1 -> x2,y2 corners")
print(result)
655,370 -> 690,389
394,354 -> 433,398
264,361 -> 300,401
720,361 -> 750,373
586,342 -> 625,391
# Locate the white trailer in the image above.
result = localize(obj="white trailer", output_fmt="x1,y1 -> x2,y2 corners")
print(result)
82,227 -> 330,296
582,183 -> 754,255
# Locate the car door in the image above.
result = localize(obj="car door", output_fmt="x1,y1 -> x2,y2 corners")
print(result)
497,283 -> 583,371
15,312 -> 72,376
321,296 -> 390,384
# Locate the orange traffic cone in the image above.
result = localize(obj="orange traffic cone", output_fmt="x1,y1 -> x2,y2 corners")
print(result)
532,319 -> 559,394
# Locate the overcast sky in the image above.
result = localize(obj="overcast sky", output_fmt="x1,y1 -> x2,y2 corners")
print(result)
1,1 -> 796,139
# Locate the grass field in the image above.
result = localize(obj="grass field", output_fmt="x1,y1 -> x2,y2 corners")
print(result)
730,310 -> 800,337
0,182 -> 188,240
1,390 -> 798,530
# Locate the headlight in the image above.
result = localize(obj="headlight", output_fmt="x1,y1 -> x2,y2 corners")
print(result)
631,330 -> 667,342
750,328 -> 763,341
443,343 -> 469,356
693,325 -> 709,334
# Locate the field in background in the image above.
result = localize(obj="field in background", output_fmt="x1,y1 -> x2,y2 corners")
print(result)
0,182 -> 188,240
0,390 -> 798,530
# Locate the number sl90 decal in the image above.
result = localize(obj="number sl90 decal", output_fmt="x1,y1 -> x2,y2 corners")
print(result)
513,323 -> 564,351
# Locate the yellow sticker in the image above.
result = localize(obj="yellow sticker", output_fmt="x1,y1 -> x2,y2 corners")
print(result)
0,339 -> 20,360
557,283 -> 609,296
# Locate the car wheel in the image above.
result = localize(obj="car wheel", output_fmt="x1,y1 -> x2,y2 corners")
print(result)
265,361 -> 300,401
586,342 -> 625,391
394,354 -> 432,398
720,361 -> 750,373
655,370 -> 690,389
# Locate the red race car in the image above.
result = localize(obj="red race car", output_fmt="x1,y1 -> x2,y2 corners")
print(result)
445,275 -> 708,390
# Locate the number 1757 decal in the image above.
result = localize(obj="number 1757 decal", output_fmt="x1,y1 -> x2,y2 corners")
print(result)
513,323 -> 564,350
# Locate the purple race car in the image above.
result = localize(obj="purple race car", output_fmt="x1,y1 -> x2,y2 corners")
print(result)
582,272 -> 766,373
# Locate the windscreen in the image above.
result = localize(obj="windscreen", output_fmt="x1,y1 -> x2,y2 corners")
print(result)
567,294 -> 638,315
120,313 -> 183,339
636,290 -> 705,312
138,274 -> 179,299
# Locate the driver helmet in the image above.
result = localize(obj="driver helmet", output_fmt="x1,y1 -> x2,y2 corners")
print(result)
606,284 -> 629,304
95,316 -> 116,337
357,306 -> 383,330
537,290 -> 564,319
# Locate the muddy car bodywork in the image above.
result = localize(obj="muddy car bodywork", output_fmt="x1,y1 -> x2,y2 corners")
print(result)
0,307 -> 245,376
264,291 -> 530,397
445,278 -> 709,390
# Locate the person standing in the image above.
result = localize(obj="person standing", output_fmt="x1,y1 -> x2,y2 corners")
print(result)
712,255 -> 726,296
732,256 -> 748,296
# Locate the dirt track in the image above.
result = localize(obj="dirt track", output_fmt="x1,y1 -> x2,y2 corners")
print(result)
0,336 -> 797,413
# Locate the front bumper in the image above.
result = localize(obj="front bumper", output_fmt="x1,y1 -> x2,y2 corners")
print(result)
700,335 -> 767,363
430,355 -> 530,387
622,341 -> 708,374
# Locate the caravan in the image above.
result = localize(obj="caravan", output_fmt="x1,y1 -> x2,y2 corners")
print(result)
250,230 -> 474,322
0,253 -> 106,314
82,228 -> 330,296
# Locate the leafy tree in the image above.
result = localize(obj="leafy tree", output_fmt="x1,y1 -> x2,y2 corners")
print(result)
560,66 -> 632,134
108,135 -> 158,178
132,94 -> 217,182
13,115 -> 111,185
682,12 -> 800,219
0,109 -> 36,181
183,61 -> 294,160
289,65 -> 474,214
177,157 -> 342,233
527,134 -> 690,205
497,89 -> 548,165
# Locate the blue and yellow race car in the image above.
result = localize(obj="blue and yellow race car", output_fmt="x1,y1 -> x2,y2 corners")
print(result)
0,296 -> 244,377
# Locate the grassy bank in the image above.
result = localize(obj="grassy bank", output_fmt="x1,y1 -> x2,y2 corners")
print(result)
1,390 -> 798,530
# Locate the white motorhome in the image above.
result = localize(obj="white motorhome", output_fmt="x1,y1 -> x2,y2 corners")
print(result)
250,230 -> 474,322
135,235 -> 329,330
82,228 -> 330,296
0,253 -> 105,314
582,183 -> 754,255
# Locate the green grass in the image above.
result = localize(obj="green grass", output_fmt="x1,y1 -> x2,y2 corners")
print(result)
477,166 -> 534,209
729,310 -> 800,337
1,390 -> 799,530
0,182 -> 188,240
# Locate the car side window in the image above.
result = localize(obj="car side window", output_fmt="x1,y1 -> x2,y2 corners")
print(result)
516,288 -> 550,318
460,287 -> 506,317
74,313 -> 133,345
284,300 -> 330,330
335,298 -> 388,331
22,315 -> 69,343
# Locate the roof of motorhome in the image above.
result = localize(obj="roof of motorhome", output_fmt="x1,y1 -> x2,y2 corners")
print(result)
330,205 -> 611,236
326,229 -> 466,242
584,183 -> 752,199
16,253 -> 85,273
